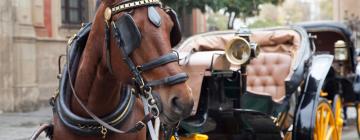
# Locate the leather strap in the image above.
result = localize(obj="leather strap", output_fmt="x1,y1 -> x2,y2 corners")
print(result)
146,72 -> 188,87
105,23 -> 113,74
112,20 -> 145,87
137,52 -> 178,72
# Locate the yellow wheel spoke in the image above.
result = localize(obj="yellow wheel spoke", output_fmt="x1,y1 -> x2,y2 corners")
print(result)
325,127 -> 334,140
324,112 -> 330,133
314,101 -> 338,140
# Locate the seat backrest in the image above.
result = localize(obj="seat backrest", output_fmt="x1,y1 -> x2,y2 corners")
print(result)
247,30 -> 301,102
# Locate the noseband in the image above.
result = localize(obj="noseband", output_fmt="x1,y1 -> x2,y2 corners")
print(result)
54,0 -> 187,139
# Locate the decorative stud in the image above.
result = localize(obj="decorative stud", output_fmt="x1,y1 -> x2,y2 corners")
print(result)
104,7 -> 112,21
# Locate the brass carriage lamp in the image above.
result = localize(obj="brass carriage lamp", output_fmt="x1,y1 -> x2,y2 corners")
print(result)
334,40 -> 348,76
334,40 -> 348,61
225,37 -> 259,65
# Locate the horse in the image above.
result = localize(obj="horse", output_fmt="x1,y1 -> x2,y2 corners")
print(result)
31,0 -> 194,139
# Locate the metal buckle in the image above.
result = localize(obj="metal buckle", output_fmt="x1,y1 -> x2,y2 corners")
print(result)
136,65 -> 143,73
67,34 -> 77,46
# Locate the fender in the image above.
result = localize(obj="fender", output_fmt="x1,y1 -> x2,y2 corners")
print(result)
293,54 -> 334,140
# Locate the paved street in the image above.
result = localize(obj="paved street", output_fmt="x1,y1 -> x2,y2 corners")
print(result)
0,106 -> 52,140
0,106 -> 359,140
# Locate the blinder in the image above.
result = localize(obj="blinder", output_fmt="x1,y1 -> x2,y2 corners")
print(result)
113,13 -> 141,56
110,13 -> 188,88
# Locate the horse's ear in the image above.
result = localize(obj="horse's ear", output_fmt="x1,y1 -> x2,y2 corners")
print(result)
103,0 -> 114,6
166,8 -> 182,47
112,13 -> 141,55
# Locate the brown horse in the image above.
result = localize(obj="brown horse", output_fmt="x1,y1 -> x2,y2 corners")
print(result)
50,0 -> 194,139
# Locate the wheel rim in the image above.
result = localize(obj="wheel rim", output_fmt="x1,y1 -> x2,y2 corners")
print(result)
314,101 -> 339,140
333,95 -> 343,139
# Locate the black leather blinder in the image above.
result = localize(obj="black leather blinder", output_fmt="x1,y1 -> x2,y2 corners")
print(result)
113,13 -> 142,56
166,8 -> 182,47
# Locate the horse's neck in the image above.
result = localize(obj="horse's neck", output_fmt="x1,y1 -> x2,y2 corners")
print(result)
70,30 -> 121,117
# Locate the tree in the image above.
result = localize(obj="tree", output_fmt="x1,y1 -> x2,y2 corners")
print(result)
220,0 -> 283,29
162,0 -> 283,29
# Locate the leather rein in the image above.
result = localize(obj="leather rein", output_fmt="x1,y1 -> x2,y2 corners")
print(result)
59,0 -> 188,139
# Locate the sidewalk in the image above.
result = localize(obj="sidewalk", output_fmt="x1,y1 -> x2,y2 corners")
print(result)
0,106 -> 52,140
0,105 -> 358,140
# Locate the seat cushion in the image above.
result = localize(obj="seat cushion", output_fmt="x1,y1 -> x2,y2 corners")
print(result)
247,52 -> 291,102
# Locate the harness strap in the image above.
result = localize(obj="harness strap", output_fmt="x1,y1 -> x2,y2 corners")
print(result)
146,72 -> 188,87
137,52 -> 178,72
111,20 -> 145,87
105,23 -> 113,74
128,113 -> 154,133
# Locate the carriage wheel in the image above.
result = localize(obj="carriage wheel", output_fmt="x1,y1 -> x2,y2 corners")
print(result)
314,100 -> 339,140
356,103 -> 360,138
332,95 -> 343,139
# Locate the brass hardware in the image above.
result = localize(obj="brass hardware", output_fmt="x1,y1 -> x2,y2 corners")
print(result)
104,7 -> 112,21
225,37 -> 252,65
50,88 -> 60,106
67,34 -> 77,46
320,90 -> 328,97
100,126 -> 108,139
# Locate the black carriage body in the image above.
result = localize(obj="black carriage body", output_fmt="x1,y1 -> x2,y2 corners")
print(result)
177,26 -> 333,140
300,21 -> 360,103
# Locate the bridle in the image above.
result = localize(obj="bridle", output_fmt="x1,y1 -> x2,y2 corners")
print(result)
55,0 -> 187,139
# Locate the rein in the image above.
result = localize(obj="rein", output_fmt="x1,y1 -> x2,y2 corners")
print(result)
56,0 -> 187,139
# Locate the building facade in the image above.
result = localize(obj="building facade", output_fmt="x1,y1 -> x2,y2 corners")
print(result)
0,0 -> 97,112
0,0 -> 207,112
333,0 -> 360,47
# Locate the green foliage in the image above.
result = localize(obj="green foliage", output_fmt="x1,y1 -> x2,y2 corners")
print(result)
162,0 -> 283,29
162,0 -> 282,15
162,0 -> 220,13
248,19 -> 281,28
207,13 -> 228,30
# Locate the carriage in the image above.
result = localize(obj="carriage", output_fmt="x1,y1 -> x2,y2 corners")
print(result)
299,21 -> 360,139
175,26 -> 337,140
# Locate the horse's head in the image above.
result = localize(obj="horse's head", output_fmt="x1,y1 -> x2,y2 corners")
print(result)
98,0 -> 194,125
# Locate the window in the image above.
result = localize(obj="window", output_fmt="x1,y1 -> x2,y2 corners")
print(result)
61,0 -> 88,25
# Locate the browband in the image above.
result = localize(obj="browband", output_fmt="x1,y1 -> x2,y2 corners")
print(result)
111,0 -> 161,15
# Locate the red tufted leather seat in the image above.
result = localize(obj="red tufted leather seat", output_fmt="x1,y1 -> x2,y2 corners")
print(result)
247,30 -> 300,103
247,53 -> 291,102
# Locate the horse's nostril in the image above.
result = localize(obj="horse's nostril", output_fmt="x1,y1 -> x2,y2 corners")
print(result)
171,97 -> 183,114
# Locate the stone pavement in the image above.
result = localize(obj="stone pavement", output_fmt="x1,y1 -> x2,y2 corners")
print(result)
0,106 -> 52,140
0,106 -> 359,140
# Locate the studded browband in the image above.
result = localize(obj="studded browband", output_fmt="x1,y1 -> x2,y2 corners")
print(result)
104,0 -> 162,21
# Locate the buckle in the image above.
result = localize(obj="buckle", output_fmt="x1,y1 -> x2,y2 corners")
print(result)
67,34 -> 77,46
134,121 -> 146,130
